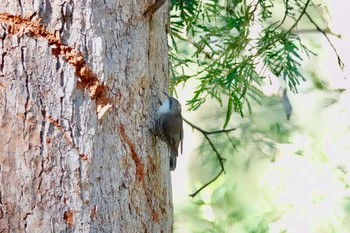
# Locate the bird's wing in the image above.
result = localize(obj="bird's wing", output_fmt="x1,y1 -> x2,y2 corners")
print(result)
180,117 -> 183,154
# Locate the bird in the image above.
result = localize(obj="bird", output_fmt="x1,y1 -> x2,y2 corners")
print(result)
153,92 -> 183,171
281,88 -> 292,120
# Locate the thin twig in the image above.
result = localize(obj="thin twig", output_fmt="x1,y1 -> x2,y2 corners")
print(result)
286,0 -> 311,34
257,0 -> 311,56
184,118 -> 237,135
304,12 -> 345,70
205,128 -> 237,135
276,0 -> 289,29
294,28 -> 341,37
291,0 -> 345,71
189,169 -> 224,198
183,118 -> 237,197
225,132 -> 238,152
183,118 -> 225,170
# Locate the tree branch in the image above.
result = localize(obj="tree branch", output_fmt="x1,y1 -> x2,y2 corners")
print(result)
276,0 -> 289,29
294,28 -> 341,37
183,118 -> 237,197
304,12 -> 345,70
143,0 -> 166,17
286,0 -> 311,34
257,0 -> 311,56
189,169 -> 224,198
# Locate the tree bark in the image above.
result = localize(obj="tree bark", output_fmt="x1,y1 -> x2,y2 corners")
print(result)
0,0 -> 172,232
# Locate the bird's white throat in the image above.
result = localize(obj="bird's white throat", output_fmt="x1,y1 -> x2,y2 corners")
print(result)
157,99 -> 170,114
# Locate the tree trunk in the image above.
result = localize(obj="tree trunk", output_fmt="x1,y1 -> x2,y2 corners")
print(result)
0,1 -> 172,232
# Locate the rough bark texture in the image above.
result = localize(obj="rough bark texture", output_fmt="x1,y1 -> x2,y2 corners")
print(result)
0,0 -> 172,232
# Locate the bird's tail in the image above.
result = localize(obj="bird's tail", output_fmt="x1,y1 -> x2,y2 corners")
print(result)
170,150 -> 177,171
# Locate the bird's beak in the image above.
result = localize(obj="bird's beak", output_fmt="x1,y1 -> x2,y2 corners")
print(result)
163,91 -> 170,99
158,91 -> 170,105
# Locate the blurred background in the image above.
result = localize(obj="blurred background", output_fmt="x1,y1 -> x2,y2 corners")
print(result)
171,0 -> 350,232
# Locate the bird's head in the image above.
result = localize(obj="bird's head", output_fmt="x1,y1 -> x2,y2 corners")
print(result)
157,91 -> 182,115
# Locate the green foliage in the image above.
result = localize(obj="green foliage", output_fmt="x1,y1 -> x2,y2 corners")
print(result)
177,88 -> 350,232
169,0 -> 312,126
170,1 -> 350,233
180,94 -> 286,232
